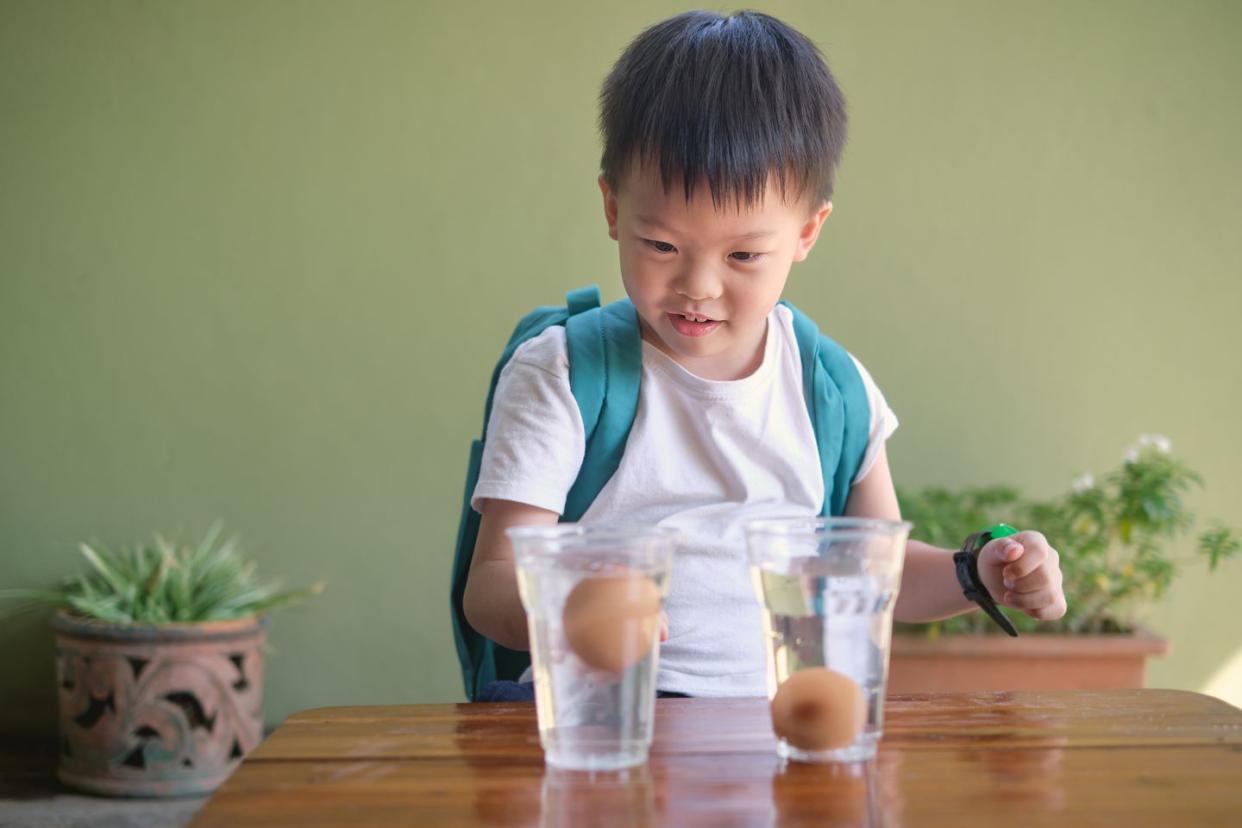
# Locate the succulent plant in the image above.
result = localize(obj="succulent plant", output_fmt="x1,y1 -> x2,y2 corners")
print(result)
3,523 -> 324,624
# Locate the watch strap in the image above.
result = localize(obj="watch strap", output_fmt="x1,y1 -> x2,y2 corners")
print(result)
952,528 -> 1020,637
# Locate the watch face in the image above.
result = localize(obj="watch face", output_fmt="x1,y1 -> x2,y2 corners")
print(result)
983,523 -> 1019,540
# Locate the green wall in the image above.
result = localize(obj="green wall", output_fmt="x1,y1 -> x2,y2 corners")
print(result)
3,0 -> 1240,735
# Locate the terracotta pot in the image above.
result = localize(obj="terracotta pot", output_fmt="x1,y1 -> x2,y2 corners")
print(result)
53,610 -> 265,797
886,628 -> 1170,694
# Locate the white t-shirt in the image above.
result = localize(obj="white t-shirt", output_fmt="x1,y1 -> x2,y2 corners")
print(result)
471,304 -> 898,697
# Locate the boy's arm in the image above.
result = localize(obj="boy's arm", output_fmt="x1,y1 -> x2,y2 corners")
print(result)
463,498 -> 559,651
842,445 -> 978,623
845,445 -> 1067,623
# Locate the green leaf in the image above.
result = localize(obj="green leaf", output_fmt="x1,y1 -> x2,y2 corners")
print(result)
77,543 -> 132,599
1199,525 -> 1242,571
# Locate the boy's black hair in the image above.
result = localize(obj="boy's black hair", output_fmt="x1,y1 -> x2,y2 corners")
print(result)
599,9 -> 847,212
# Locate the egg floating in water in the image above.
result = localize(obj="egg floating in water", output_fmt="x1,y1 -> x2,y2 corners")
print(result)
770,667 -> 867,752
561,574 -> 661,673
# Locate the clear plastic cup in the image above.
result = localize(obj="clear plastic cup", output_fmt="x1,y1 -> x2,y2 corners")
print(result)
745,517 -> 911,763
508,524 -> 678,771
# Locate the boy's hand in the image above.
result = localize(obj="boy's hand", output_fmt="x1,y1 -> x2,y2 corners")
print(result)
659,612 -> 669,642
976,531 -> 1067,621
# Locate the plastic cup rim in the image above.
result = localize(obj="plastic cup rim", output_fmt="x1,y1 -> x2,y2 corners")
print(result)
506,523 -> 681,542
744,516 -> 913,539
506,524 -> 682,565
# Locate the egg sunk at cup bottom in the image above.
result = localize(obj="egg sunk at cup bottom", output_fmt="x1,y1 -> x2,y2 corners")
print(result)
770,667 -> 867,753
561,574 -> 661,673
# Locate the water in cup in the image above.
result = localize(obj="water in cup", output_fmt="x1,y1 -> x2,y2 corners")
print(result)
509,525 -> 677,771
746,518 -> 910,763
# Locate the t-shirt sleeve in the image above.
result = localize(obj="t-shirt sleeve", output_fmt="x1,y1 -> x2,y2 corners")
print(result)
470,326 -> 586,514
848,354 -> 899,486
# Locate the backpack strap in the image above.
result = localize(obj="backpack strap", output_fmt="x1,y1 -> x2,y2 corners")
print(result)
565,285 -> 601,317
451,284 -> 641,700
781,301 -> 872,516
563,298 -> 642,521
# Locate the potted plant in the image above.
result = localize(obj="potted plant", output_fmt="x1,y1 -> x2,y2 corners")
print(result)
2,524 -> 323,797
889,435 -> 1240,693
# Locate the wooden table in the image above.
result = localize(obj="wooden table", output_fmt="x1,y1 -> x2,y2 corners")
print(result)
192,690 -> 1242,827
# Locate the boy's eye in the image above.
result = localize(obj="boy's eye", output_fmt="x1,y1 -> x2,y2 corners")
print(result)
730,251 -> 764,263
644,239 -> 676,254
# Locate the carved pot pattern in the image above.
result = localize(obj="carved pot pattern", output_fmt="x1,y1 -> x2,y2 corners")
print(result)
53,610 -> 266,797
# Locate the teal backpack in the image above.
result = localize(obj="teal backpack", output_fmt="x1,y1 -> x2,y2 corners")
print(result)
450,285 -> 871,700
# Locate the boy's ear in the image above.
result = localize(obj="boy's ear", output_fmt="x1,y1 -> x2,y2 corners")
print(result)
792,201 -> 833,262
598,174 -> 619,241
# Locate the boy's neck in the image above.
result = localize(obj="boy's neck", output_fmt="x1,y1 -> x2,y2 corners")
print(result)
639,316 -> 771,382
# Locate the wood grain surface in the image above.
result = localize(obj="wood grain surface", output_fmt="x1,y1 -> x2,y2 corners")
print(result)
191,690 -> 1242,827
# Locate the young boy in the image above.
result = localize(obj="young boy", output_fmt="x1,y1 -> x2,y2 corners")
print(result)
463,9 -> 1066,699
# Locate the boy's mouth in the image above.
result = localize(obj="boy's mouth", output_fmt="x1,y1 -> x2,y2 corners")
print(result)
666,311 -> 722,338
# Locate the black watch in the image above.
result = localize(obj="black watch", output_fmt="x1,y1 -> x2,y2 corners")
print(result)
952,525 -> 1019,637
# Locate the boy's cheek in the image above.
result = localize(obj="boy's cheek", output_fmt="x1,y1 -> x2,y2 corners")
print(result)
621,267 -> 673,309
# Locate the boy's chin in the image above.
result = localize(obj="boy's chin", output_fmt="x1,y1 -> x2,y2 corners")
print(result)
652,323 -> 739,365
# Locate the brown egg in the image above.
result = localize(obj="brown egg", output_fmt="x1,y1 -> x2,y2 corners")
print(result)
770,667 -> 866,752
562,574 -> 661,673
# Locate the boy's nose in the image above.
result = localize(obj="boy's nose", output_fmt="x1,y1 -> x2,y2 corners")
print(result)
673,266 -> 722,303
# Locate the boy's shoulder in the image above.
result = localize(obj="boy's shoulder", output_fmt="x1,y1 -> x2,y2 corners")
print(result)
506,324 -> 569,375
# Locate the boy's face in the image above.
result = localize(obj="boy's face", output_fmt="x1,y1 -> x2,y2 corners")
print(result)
599,164 -> 832,381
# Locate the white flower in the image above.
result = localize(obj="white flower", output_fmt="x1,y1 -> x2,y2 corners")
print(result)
1125,434 -> 1173,463
1072,473 -> 1096,493
1138,433 -> 1172,454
